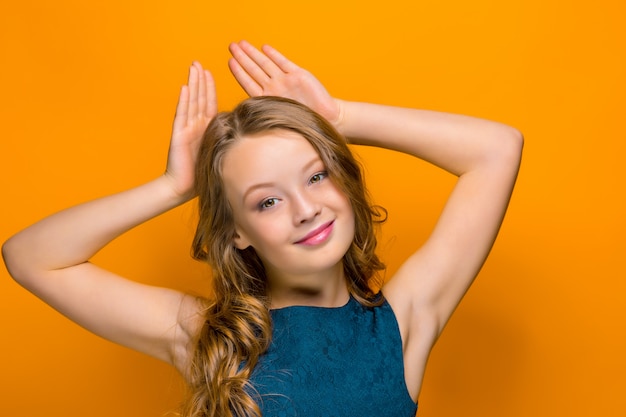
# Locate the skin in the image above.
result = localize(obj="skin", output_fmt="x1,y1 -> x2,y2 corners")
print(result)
222,130 -> 355,309
2,41 -> 523,402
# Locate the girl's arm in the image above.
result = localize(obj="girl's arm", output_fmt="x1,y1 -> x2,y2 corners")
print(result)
2,62 -> 216,371
340,100 -> 522,330
228,39 -> 523,346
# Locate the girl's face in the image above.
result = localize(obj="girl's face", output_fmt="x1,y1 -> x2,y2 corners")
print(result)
221,129 -> 355,291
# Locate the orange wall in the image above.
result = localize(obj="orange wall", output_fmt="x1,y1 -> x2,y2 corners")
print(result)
1,1 -> 624,416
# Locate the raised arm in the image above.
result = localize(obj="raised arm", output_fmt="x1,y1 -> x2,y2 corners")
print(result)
341,101 -> 522,401
342,101 -> 523,319
2,62 -> 216,371
228,42 -> 523,380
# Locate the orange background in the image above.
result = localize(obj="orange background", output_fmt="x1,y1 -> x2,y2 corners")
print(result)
1,0 -> 624,416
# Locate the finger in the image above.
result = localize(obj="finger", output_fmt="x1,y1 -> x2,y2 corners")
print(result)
194,61 -> 206,117
204,69 -> 217,118
228,57 -> 263,97
229,42 -> 272,86
238,40 -> 284,78
187,64 -> 199,123
261,44 -> 299,73
173,85 -> 189,132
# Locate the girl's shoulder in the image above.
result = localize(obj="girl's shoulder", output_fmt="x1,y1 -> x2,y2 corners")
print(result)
172,294 -> 209,378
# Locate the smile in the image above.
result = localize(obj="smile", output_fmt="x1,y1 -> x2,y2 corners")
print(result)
295,221 -> 334,246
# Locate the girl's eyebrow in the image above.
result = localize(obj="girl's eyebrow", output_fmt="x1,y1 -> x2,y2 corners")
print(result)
242,181 -> 276,202
241,156 -> 322,202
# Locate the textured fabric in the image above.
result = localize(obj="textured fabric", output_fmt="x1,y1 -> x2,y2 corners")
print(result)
248,295 -> 418,417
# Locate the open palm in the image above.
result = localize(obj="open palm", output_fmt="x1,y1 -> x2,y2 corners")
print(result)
166,62 -> 217,199
228,41 -> 342,127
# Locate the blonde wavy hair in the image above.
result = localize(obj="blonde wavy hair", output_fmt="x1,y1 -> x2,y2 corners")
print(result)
183,96 -> 386,417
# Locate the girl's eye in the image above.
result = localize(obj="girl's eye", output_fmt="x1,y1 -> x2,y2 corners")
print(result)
309,171 -> 328,184
259,198 -> 278,210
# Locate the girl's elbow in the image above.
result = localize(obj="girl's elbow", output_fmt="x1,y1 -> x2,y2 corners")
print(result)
496,125 -> 524,166
478,126 -> 523,176
3,237 -> 20,280
2,236 -> 33,285
508,126 -> 524,154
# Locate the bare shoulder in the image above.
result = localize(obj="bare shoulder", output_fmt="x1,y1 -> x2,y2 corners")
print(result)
383,261 -> 441,401
171,293 -> 208,377
383,250 -> 442,346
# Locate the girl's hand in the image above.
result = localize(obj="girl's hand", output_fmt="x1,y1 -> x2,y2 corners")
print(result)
228,40 -> 343,127
165,62 -> 216,200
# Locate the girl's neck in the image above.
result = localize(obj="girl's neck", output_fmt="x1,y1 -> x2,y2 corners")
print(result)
266,265 -> 350,309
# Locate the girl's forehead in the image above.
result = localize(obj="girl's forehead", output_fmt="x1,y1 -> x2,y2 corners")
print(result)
221,130 -> 323,192
225,131 -> 319,166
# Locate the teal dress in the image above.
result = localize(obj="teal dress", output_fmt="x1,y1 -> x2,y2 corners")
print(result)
248,295 -> 418,416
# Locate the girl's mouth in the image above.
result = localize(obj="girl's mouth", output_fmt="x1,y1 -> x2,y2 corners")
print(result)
295,221 -> 334,246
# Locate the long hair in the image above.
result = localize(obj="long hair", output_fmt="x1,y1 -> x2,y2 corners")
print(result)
182,96 -> 386,417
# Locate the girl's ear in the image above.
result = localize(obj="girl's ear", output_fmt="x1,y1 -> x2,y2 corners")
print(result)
233,230 -> 251,250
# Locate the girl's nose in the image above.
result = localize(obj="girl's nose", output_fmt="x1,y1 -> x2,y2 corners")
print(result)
292,191 -> 321,224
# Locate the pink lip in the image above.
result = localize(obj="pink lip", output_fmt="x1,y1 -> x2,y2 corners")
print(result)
295,221 -> 334,246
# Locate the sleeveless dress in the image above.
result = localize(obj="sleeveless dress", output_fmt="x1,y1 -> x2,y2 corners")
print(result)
248,295 -> 418,417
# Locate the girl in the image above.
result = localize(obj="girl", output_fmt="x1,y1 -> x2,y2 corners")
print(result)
2,41 -> 523,416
